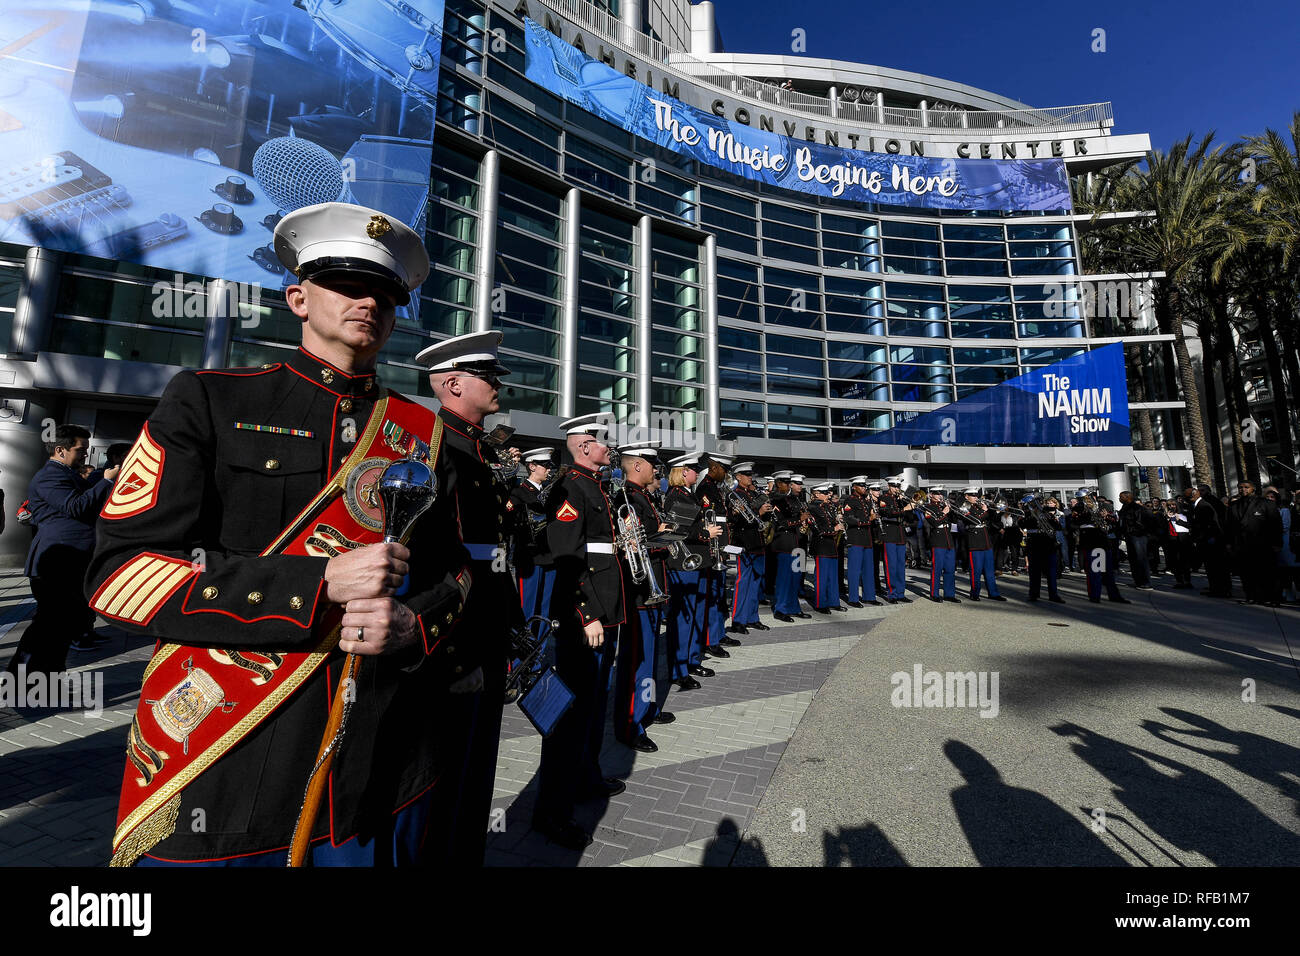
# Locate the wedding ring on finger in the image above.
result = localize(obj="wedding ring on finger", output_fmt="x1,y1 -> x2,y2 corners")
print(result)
357,626 -> 365,643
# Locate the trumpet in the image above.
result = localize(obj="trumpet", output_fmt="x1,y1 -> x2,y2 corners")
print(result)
617,489 -> 669,605
704,508 -> 725,571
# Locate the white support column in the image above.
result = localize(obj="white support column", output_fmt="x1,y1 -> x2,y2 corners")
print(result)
703,234 -> 720,439
11,246 -> 62,356
636,215 -> 652,428
473,149 -> 500,333
560,187 -> 581,418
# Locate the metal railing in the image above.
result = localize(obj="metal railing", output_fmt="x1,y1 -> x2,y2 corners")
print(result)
535,0 -> 1113,134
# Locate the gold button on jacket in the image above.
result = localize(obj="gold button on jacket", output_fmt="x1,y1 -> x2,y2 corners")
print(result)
202,586 -> 219,600
289,595 -> 304,610
247,591 -> 264,605
265,459 -> 280,471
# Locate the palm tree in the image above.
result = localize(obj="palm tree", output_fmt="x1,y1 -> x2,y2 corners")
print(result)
1082,134 -> 1248,487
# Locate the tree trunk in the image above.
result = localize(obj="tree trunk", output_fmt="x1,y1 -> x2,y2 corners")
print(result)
1248,288 -> 1297,485
1196,314 -> 1228,493
1211,286 -> 1260,486
1156,282 -> 1213,486
1273,294 -> 1300,481
1125,341 -> 1161,499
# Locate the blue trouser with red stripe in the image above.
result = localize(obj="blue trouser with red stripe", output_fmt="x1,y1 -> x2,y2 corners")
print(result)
703,566 -> 727,647
930,547 -> 956,598
667,568 -> 703,676
616,605 -> 667,740
846,545 -> 875,603
882,542 -> 907,599
733,551 -> 764,624
1084,541 -> 1124,600
968,548 -> 999,598
773,551 -> 803,614
519,564 -> 556,625
814,555 -> 840,608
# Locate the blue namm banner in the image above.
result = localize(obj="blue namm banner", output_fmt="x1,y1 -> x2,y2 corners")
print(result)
523,19 -> 1072,213
855,344 -> 1130,446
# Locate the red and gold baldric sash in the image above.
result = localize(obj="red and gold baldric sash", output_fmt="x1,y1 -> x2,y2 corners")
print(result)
109,394 -> 441,866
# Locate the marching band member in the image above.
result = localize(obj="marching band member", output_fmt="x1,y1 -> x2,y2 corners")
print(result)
511,448 -> 557,621
877,477 -> 913,604
1022,496 -> 1066,604
534,414 -> 627,850
958,488 -> 1005,602
1073,495 -> 1131,604
923,486 -> 960,603
810,482 -> 846,613
769,471 -> 810,622
697,454 -> 735,659
612,442 -> 674,753
727,461 -> 773,634
665,453 -> 718,685
842,477 -> 882,607
88,204 -> 500,867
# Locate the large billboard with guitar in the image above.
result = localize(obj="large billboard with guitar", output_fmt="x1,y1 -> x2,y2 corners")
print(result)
0,0 -> 442,316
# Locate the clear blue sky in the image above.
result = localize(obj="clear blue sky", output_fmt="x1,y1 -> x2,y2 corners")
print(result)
710,0 -> 1299,152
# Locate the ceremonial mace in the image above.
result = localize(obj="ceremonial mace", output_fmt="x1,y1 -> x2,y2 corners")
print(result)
289,456 -> 438,866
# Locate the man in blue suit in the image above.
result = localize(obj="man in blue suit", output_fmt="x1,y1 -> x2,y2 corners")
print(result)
6,424 -> 118,674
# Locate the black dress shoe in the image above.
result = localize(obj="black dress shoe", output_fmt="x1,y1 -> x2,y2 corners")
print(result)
774,613 -> 794,622
969,594 -> 981,602
989,595 -> 1007,602
796,612 -> 812,619
532,817 -> 593,850
1110,597 -> 1132,604
760,599 -> 771,606
726,623 -> 748,635
831,605 -> 848,612
814,606 -> 831,614
846,601 -> 864,608
1049,595 -> 1066,604
579,777 -> 627,800
944,596 -> 961,604
719,636 -> 742,646
675,676 -> 702,690
866,600 -> 883,606
883,597 -> 896,605
689,664 -> 715,678
931,597 -> 943,604
748,622 -> 771,631
897,597 -> 912,604
704,645 -> 730,659
652,711 -> 676,724
629,734 -> 658,753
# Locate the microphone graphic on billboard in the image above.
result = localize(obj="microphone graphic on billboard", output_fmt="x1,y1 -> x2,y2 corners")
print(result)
252,136 -> 354,212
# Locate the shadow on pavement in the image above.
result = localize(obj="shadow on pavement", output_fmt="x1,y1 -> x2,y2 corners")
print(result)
945,739 -> 1127,866
1053,721 -> 1300,865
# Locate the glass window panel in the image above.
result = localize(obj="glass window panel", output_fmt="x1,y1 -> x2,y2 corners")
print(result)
578,338 -> 635,371
891,346 -> 951,364
1013,282 -> 1077,302
829,380 -> 890,401
762,240 -> 819,266
822,213 -> 879,236
1017,321 -> 1087,338
720,298 -> 761,323
884,257 -> 943,276
719,326 -> 761,351
944,241 -> 1005,259
498,193 -> 561,241
887,299 -> 944,319
1009,241 -> 1074,259
721,398 -> 764,421
762,203 -> 817,228
765,374 -> 824,397
951,321 -> 1015,338
889,318 -> 948,336
567,155 -> 628,197
949,285 -> 1012,303
49,319 -> 202,366
720,367 -> 764,391
703,187 -> 756,217
764,222 -> 817,246
764,267 -> 817,290
501,387 -> 558,415
892,382 -> 954,403
578,315 -> 636,345
498,318 -> 559,358
880,220 -> 939,240
821,231 -> 881,255
827,341 -> 888,362
765,333 -> 822,357
715,231 -> 758,255
1019,346 -> 1087,365
1007,223 -> 1072,241
954,365 -> 1019,385
416,301 -> 474,337
953,347 -> 1017,365
826,313 -> 885,335
885,281 -> 945,302
767,403 -> 824,426
652,329 -> 703,356
497,254 -> 560,299
765,306 -> 822,331
719,347 -> 761,371
1011,259 -> 1076,276
766,355 -> 823,378
946,259 -> 1008,277
651,383 -> 703,408
950,302 -> 1014,321
882,238 -> 941,258
1015,301 -> 1083,320
943,223 -> 1004,241
498,353 -> 558,391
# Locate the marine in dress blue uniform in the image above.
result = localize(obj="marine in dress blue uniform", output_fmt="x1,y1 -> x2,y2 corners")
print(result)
809,482 -> 845,612
922,487 -> 959,602
533,414 -> 628,850
769,471 -> 810,622
510,447 -> 557,624
696,454 -> 733,661
877,478 -> 913,603
957,488 -> 1004,602
664,453 -> 715,684
1022,497 -> 1066,603
611,442 -> 673,753
841,477 -> 881,607
726,462 -> 773,633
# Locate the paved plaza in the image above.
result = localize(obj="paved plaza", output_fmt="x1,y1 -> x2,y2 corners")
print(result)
1,564 -> 1297,867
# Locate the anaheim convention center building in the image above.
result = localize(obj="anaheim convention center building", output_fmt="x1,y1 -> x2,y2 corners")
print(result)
0,0 -> 1193,565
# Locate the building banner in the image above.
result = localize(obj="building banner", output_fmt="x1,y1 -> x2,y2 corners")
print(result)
0,0 -> 440,308
523,18 -> 1072,213
857,343 -> 1129,446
